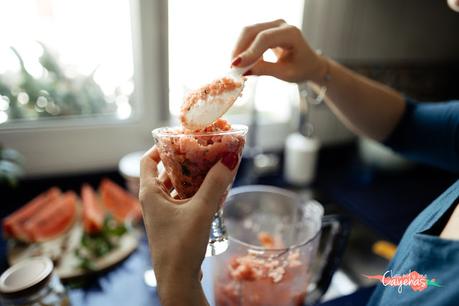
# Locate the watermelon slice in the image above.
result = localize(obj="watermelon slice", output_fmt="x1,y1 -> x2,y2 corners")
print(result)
100,179 -> 142,222
3,187 -> 62,240
23,191 -> 78,242
81,184 -> 105,234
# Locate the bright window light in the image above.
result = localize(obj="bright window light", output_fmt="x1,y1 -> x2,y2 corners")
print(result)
0,0 -> 134,124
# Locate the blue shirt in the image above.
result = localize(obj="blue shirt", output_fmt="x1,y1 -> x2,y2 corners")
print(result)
368,99 -> 459,305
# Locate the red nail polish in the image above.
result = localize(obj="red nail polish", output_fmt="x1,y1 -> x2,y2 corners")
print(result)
242,69 -> 252,76
231,57 -> 242,67
221,152 -> 238,170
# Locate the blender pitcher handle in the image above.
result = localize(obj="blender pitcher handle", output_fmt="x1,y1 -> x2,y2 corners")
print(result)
305,214 -> 351,305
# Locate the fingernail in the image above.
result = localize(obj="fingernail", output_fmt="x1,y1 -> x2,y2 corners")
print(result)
231,57 -> 242,67
221,152 -> 238,170
242,69 -> 252,76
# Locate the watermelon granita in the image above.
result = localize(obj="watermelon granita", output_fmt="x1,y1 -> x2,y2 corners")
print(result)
153,118 -> 247,199
214,233 -> 309,306
153,71 -> 248,255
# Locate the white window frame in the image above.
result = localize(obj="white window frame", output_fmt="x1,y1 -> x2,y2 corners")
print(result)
0,0 -> 169,176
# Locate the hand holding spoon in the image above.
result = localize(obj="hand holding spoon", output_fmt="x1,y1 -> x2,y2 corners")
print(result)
180,63 -> 255,130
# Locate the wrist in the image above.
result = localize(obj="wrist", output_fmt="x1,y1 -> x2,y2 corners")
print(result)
310,55 -> 331,86
158,278 -> 208,306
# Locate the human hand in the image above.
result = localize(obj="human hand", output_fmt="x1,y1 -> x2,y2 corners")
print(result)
231,19 -> 327,83
139,146 -> 239,306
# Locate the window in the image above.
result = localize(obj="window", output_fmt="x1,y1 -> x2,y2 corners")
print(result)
1,0 -> 307,176
168,0 -> 305,135
0,1 -> 167,175
0,0 -> 134,125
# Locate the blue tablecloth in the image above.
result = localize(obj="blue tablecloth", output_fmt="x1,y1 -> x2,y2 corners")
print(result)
67,234 -> 374,306
67,235 -> 216,306
68,236 -> 160,306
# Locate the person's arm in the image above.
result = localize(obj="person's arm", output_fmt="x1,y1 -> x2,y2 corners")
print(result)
231,19 -> 405,141
139,146 -> 239,306
313,58 -> 405,141
382,99 -> 459,172
157,281 -> 208,306
232,20 -> 459,241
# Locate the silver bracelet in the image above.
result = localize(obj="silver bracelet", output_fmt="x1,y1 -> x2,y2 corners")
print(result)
298,51 -> 331,105
298,81 -> 328,106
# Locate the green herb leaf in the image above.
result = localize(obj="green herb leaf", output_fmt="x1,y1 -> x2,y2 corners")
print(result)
74,214 -> 129,271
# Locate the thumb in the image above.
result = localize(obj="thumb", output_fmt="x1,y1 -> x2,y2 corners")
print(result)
237,26 -> 291,68
192,153 -> 239,216
249,60 -> 288,80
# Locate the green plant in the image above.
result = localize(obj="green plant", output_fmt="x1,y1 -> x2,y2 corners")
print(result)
0,43 -> 120,122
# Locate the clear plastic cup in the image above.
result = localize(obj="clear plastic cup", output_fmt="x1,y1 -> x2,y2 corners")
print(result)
152,124 -> 248,256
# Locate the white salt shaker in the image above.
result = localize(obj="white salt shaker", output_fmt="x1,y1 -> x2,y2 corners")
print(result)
284,133 -> 320,186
